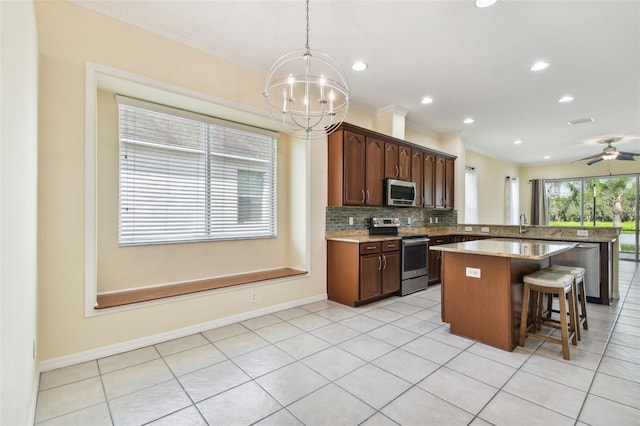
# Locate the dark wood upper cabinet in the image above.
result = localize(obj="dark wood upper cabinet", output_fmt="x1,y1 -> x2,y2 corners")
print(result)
365,137 -> 385,206
328,123 -> 455,209
411,150 -> 424,207
384,142 -> 399,179
328,126 -> 385,206
423,153 -> 435,208
343,131 -> 367,205
444,157 -> 455,209
434,156 -> 446,208
384,142 -> 411,180
398,145 -> 411,180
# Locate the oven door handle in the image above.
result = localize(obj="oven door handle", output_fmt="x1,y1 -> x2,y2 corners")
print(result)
403,238 -> 430,246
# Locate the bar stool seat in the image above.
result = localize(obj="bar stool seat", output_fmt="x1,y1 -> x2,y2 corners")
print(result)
543,265 -> 588,339
519,270 -> 577,360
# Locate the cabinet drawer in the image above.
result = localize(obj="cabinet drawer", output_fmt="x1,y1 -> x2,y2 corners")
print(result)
431,236 -> 453,245
360,242 -> 381,254
382,240 -> 400,252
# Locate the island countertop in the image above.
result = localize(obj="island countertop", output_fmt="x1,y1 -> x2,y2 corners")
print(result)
430,238 -> 577,260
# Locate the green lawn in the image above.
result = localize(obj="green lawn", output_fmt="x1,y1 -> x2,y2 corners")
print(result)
549,221 -> 637,233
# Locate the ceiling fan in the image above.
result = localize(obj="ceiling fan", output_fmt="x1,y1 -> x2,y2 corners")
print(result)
577,137 -> 640,165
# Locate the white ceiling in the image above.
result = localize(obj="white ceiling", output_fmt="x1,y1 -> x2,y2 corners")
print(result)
74,0 -> 640,166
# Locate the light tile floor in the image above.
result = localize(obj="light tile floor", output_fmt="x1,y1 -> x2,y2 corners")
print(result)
35,261 -> 640,425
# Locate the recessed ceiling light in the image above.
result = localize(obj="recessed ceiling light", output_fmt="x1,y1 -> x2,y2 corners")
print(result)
475,0 -> 498,8
543,155 -> 551,160
514,140 -> 523,145
464,118 -> 475,124
530,61 -> 550,71
420,96 -> 433,105
559,95 -> 575,103
351,61 -> 367,71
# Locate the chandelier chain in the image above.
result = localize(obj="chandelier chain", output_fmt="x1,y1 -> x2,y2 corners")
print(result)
305,0 -> 310,51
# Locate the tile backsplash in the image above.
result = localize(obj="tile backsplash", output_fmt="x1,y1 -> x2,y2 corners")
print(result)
326,206 -> 457,232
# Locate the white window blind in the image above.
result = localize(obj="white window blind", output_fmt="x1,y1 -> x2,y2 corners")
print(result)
117,96 -> 277,245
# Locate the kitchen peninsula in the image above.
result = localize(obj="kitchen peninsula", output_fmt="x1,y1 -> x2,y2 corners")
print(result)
430,238 -> 577,351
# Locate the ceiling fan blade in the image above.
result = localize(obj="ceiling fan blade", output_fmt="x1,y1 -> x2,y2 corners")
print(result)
617,154 -> 637,161
577,152 -> 605,161
587,157 -> 604,165
619,151 -> 640,156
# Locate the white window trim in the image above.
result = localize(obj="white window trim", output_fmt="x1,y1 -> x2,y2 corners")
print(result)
84,62 -> 312,317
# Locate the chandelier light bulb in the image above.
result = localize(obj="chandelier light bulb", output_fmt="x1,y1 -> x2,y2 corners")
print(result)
263,0 -> 350,139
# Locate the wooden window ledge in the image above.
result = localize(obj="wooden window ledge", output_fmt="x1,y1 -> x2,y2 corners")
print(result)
96,267 -> 307,309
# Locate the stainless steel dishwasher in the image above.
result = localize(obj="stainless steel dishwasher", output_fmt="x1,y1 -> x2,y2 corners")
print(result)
550,243 -> 605,304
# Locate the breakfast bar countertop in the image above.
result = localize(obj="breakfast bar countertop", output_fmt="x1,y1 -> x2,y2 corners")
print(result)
430,237 -> 578,260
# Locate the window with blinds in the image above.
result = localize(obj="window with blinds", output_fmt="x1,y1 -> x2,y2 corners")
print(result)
117,96 -> 277,245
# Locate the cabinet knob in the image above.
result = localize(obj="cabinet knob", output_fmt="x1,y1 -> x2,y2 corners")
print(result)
378,256 -> 382,270
382,254 -> 387,270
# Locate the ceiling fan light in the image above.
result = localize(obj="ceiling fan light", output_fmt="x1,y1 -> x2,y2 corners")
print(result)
602,152 -> 619,160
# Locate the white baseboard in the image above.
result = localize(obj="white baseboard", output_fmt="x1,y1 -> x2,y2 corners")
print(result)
38,293 -> 327,372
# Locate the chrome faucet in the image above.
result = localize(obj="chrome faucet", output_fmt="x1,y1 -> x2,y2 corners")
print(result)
519,213 -> 528,234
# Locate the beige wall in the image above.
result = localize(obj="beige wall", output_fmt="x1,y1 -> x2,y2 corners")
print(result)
36,1 -> 321,362
1,1 -> 40,423
465,149 -> 520,224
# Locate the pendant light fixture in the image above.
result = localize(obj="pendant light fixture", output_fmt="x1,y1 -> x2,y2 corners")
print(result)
263,0 -> 350,140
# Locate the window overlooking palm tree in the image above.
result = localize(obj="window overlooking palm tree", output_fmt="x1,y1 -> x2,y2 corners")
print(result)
546,175 -> 639,261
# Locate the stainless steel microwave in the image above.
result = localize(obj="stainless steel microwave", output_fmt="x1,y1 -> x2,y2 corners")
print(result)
385,179 -> 417,207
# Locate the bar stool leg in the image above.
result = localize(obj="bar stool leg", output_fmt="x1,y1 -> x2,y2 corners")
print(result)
578,279 -> 588,330
558,288 -> 570,360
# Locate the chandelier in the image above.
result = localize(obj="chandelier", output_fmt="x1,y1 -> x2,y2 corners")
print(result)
263,0 -> 350,140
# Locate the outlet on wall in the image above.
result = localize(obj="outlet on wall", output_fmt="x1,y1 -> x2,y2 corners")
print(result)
466,267 -> 481,278
250,292 -> 258,303
348,217 -> 354,226
577,229 -> 589,237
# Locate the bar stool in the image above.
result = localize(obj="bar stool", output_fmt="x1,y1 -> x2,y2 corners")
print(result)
542,264 -> 588,340
519,270 -> 577,360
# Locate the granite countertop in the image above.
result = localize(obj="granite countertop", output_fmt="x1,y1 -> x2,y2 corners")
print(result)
326,235 -> 402,243
325,225 -> 619,243
430,238 -> 578,260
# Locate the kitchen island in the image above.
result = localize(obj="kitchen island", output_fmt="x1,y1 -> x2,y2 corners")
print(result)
430,238 -> 577,351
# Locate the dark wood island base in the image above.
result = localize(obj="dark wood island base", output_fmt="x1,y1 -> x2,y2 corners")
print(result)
434,238 -> 577,352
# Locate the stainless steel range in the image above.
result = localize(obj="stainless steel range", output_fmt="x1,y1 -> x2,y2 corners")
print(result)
368,218 -> 429,296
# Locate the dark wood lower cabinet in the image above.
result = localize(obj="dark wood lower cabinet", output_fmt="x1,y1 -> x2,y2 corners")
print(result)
428,236 -> 454,285
327,239 -> 400,307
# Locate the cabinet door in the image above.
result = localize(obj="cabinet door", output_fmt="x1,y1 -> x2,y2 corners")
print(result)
398,145 -> 411,180
434,156 -> 446,208
384,142 -> 399,179
365,137 -> 385,206
381,251 -> 400,294
343,131 -> 366,205
444,158 -> 455,209
423,154 -> 435,208
360,254 -> 382,300
428,236 -> 453,284
411,150 -> 424,207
